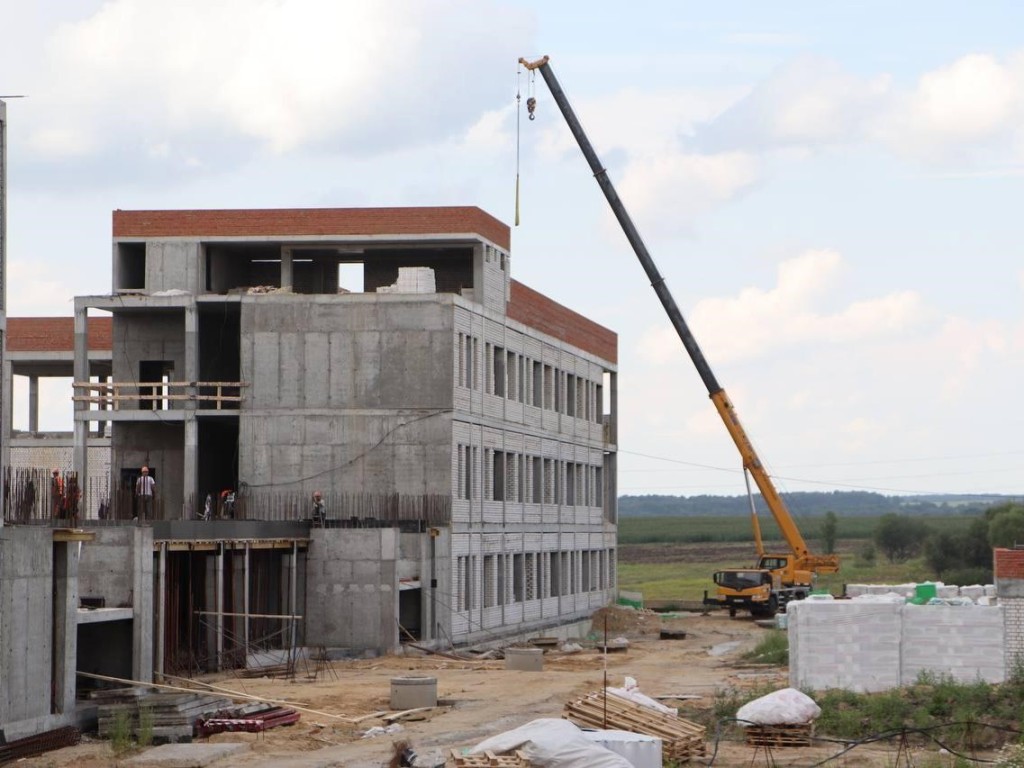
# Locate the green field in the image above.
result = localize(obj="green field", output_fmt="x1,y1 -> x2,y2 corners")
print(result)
617,513 -> 982,602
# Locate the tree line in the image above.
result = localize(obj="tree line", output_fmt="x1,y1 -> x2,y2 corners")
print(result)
865,502 -> 1024,585
618,491 -> 1016,518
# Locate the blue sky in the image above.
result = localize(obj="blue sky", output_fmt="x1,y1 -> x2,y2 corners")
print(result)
2,1 -> 1022,498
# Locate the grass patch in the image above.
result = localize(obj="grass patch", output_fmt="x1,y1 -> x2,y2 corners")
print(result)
110,709 -> 133,754
137,704 -> 154,747
742,630 -> 788,665
709,675 -> 1024,751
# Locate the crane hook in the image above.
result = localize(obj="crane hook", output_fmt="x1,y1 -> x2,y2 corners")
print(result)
526,96 -> 536,121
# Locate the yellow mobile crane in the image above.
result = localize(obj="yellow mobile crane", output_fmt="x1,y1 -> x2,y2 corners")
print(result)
519,56 -> 840,617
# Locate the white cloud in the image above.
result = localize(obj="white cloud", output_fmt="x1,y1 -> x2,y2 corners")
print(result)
22,0 -> 532,172
902,55 -> 1018,141
700,56 -> 891,150
699,51 -> 1024,166
638,249 -> 929,365
617,151 -> 760,233
7,260 -> 76,316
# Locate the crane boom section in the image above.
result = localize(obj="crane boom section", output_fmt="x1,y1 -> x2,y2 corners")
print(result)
522,55 -> 840,581
710,390 -> 809,558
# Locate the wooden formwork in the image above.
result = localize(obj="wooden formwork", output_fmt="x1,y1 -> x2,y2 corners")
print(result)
744,722 -> 814,747
564,691 -> 706,763
450,750 -> 530,767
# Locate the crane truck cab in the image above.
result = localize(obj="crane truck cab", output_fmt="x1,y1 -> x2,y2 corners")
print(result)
706,554 -> 814,617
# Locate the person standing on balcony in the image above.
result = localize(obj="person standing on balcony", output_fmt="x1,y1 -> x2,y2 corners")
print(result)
50,469 -> 65,519
311,490 -> 326,528
135,466 -> 155,520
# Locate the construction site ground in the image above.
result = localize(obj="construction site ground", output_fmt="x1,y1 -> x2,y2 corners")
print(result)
17,607 -> 942,768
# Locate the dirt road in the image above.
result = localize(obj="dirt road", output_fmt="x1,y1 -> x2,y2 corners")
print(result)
20,608 -> 902,767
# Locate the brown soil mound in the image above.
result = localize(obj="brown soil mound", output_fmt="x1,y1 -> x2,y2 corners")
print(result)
590,604 -> 664,636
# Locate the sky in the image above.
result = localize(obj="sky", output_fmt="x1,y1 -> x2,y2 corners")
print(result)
2,1 -> 1023,500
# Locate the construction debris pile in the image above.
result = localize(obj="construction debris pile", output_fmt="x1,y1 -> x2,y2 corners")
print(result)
92,687 -> 300,744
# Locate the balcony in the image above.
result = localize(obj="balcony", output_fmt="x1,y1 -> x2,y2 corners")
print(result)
72,380 -> 247,419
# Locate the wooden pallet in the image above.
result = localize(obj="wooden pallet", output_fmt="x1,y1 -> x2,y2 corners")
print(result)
451,749 -> 530,767
564,691 -> 706,763
744,723 -> 814,747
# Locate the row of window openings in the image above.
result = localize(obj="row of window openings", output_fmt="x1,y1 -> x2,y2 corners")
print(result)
455,549 -> 615,612
457,446 -> 604,507
457,334 -> 604,424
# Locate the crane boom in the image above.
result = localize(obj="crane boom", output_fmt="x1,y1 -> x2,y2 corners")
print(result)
520,55 -> 838,572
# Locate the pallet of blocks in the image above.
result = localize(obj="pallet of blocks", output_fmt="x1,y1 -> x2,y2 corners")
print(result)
564,691 -> 706,763
744,722 -> 814,747
450,749 -> 531,767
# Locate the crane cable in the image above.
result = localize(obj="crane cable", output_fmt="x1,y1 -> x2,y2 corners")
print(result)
514,64 -> 538,227
515,62 -> 522,226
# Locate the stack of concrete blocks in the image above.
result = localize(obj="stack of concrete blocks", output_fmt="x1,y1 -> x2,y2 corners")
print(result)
376,267 -> 436,294
788,602 -> 903,692
789,601 -> 1006,692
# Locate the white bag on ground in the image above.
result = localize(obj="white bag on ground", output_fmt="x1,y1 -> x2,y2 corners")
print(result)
606,676 -> 676,715
735,687 -> 820,726
469,718 -> 633,768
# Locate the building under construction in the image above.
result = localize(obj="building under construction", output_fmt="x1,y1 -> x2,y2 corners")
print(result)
0,204 -> 618,739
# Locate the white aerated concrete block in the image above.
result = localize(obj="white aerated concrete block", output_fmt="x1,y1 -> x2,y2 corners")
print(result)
789,601 -> 1006,692
900,605 -> 1005,684
960,585 -> 985,601
789,601 -> 903,693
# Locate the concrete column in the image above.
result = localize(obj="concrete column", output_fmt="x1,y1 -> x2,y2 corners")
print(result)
183,415 -> 197,518
73,302 -> 90,512
290,542 -> 298,652
1,356 -> 11,515
281,247 -> 293,292
95,375 -> 108,437
28,375 -> 38,433
244,543 -> 250,664
156,542 -> 166,682
51,541 -> 80,714
183,304 -> 198,518
133,527 -> 154,683
215,544 -> 224,672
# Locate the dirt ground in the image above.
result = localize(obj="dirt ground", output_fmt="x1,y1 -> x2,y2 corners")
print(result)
23,608 -> 927,767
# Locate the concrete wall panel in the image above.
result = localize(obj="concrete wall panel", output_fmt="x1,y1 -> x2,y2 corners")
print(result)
0,528 -> 53,724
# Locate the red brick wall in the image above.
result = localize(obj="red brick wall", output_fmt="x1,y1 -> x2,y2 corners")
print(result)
995,548 -> 1024,579
507,280 -> 617,364
7,317 -> 112,353
113,207 -> 511,250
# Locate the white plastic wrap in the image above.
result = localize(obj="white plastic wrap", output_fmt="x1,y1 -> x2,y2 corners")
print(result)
735,688 -> 821,726
470,718 -> 633,768
606,677 -> 676,715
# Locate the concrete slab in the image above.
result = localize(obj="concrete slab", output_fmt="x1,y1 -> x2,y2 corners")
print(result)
123,742 -> 249,767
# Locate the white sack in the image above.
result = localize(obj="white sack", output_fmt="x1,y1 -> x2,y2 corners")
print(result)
607,676 -> 676,715
470,718 -> 633,768
736,687 -> 820,726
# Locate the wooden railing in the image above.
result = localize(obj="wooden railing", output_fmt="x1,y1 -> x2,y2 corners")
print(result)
72,381 -> 247,411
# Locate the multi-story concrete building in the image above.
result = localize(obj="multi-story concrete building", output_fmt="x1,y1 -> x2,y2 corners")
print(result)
69,206 -> 618,656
